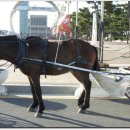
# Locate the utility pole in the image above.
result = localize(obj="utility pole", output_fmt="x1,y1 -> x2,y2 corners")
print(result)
128,1 -> 130,57
99,1 -> 104,63
75,1 -> 78,39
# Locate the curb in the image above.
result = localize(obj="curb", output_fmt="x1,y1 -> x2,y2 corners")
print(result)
0,93 -> 127,99
3,83 -> 111,98
1,84 -> 128,99
4,84 -> 79,95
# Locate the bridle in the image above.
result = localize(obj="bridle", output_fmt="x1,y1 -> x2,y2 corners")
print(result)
0,36 -> 48,74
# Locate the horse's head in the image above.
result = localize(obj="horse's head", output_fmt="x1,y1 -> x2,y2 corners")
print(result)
0,35 -> 18,41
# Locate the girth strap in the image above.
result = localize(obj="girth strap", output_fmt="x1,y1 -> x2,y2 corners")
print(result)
41,38 -> 48,78
14,38 -> 26,69
75,56 -> 93,67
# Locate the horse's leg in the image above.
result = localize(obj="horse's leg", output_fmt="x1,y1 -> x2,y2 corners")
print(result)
78,89 -> 85,107
71,72 -> 85,107
79,78 -> 92,113
30,75 -> 45,117
72,72 -> 91,113
27,76 -> 38,112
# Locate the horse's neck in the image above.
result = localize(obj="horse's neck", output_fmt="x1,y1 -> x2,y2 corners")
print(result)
0,42 -> 18,63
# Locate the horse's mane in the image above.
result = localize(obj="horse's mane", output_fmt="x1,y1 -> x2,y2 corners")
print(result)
25,36 -> 44,46
0,35 -> 18,41
25,36 -> 40,40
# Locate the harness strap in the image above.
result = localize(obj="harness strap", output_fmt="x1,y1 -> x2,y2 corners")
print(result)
75,56 -> 93,67
14,39 -> 26,69
41,38 -> 48,78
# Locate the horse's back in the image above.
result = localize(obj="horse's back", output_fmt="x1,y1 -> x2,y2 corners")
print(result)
72,39 -> 99,70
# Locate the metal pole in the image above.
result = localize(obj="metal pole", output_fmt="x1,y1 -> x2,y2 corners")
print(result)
75,1 -> 78,39
46,27 -> 47,38
22,57 -> 130,79
100,1 -> 104,63
128,1 -> 130,57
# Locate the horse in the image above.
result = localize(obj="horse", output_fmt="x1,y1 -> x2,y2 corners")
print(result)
0,35 -> 100,117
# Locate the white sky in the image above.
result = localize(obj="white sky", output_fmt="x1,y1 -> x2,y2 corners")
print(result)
0,1 -> 88,34
0,0 -> 128,34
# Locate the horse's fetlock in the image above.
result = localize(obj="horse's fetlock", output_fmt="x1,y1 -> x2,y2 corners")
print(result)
27,107 -> 35,112
35,112 -> 43,118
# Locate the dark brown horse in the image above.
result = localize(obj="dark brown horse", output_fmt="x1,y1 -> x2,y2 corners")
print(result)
0,35 -> 99,117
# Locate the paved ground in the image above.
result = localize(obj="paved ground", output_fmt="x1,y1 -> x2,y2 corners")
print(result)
97,41 -> 130,65
0,97 -> 130,128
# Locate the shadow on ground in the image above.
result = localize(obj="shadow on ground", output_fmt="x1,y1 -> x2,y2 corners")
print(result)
0,98 -> 67,111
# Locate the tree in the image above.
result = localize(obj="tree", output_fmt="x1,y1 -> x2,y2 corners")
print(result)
104,3 -> 128,41
70,7 -> 92,40
70,1 -> 129,41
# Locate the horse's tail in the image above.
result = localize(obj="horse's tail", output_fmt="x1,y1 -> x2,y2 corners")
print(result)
93,46 -> 100,71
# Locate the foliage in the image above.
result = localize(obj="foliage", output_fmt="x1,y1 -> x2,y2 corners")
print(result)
104,2 -> 128,41
70,7 -> 92,39
70,1 -> 129,41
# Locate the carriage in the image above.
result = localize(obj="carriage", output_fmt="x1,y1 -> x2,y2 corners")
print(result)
0,35 -> 129,118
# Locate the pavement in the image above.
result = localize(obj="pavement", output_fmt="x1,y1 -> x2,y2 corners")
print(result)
97,41 -> 130,65
0,41 -> 130,128
0,97 -> 130,128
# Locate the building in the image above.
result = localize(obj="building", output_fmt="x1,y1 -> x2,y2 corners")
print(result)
19,1 -> 29,36
29,15 -> 52,37
18,1 -> 54,37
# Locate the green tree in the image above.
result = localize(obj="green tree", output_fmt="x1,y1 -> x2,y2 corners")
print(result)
70,7 -> 92,40
70,1 -> 129,41
104,2 -> 128,41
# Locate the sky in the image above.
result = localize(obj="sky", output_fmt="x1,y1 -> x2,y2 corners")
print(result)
0,0 -> 128,34
0,1 -> 88,34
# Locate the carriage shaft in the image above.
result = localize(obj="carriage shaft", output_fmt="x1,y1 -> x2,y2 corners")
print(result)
22,57 -> 95,73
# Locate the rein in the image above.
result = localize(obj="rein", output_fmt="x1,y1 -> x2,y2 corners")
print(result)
0,62 -> 13,71
0,36 -> 48,78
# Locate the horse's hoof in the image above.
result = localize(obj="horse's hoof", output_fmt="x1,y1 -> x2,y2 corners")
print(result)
35,112 -> 42,118
78,108 -> 86,113
27,107 -> 35,112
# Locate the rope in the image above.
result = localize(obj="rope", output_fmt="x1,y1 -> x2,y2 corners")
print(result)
0,61 -> 8,67
0,62 -> 13,71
